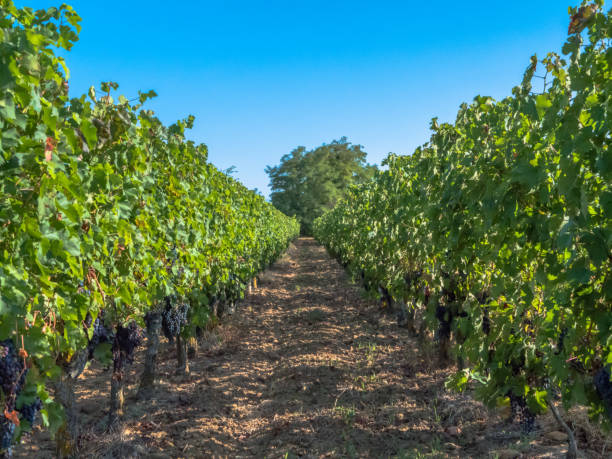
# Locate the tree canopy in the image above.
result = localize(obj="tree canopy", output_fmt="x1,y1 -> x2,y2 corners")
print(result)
266,137 -> 376,235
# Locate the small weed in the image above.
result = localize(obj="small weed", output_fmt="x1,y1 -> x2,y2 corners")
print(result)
335,404 -> 356,426
431,396 -> 441,424
358,341 -> 378,365
354,372 -> 379,391
429,435 -> 443,454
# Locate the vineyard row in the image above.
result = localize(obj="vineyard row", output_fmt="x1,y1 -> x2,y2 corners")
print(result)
314,2 -> 611,453
0,2 -> 299,456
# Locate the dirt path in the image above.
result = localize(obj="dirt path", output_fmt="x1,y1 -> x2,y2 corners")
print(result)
16,238 -> 607,458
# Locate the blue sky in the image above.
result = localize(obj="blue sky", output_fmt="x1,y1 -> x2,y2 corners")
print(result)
15,1 -> 603,196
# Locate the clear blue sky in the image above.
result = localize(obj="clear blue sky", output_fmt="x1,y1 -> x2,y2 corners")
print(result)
15,1 -> 604,196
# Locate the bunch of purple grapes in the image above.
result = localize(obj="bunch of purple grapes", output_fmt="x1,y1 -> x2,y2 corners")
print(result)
110,322 -> 143,376
161,297 -> 190,341
0,418 -> 15,454
18,398 -> 42,427
594,366 -> 612,421
114,322 -> 143,365
508,392 -> 537,433
0,340 -> 25,398
86,315 -> 114,360
0,339 -> 37,455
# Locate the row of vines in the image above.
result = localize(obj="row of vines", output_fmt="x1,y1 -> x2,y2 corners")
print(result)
0,2 -> 299,457
314,1 -> 611,455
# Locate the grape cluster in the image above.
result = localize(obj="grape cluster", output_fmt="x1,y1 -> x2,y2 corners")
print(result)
0,418 -> 15,454
0,340 -> 26,397
110,322 -> 143,377
87,315 -> 114,360
594,366 -> 612,421
114,322 -> 143,365
555,328 -> 568,355
18,398 -> 42,426
0,339 -> 28,455
508,393 -> 537,433
83,311 -> 93,329
161,297 -> 190,341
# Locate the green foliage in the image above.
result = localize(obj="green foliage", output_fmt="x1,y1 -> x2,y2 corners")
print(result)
266,137 -> 376,235
0,0 -> 299,449
315,1 -> 611,428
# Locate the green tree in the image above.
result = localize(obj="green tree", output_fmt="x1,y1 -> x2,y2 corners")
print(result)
266,137 -> 376,235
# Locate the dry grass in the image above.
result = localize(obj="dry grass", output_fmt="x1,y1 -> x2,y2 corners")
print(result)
15,238 -> 609,458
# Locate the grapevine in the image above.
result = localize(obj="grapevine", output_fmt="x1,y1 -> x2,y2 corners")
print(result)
314,0 -> 611,437
0,0 -> 299,453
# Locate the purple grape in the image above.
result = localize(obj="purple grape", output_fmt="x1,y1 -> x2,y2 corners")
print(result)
17,398 -> 42,426
0,340 -> 26,398
594,367 -> 612,421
